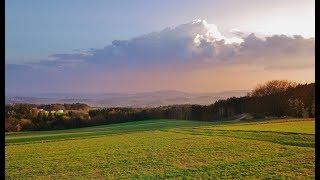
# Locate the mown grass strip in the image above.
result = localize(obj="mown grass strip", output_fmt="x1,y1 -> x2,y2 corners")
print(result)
6,120 -> 215,145
163,128 -> 314,148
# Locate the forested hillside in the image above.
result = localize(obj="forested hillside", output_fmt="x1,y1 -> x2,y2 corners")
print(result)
5,80 -> 314,132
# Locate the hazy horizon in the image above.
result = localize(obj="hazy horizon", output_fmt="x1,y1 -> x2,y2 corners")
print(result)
6,89 -> 251,96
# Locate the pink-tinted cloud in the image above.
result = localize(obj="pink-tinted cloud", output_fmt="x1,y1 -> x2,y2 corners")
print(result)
6,19 -> 315,93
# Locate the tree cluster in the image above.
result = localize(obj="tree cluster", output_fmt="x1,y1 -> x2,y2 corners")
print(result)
5,103 -> 90,131
88,81 -> 315,124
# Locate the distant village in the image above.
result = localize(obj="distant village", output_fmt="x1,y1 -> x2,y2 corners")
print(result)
35,108 -> 64,114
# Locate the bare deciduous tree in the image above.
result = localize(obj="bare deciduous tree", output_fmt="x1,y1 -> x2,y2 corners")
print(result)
250,80 -> 298,97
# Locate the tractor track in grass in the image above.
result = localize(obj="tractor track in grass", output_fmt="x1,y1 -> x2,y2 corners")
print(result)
5,120 -> 215,145
161,128 -> 314,148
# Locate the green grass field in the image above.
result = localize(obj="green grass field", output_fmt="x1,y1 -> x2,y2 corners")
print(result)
5,118 -> 315,179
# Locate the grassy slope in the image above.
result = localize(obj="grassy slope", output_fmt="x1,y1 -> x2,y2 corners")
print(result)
5,120 -> 216,144
206,119 -> 314,134
5,118 -> 315,179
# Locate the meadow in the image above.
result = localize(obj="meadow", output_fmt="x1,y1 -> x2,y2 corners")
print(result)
5,118 -> 315,179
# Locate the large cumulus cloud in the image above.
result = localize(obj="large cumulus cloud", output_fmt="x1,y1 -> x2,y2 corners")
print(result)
5,19 -> 314,93
9,19 -> 314,70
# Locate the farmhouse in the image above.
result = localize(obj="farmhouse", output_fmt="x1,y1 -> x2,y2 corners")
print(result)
56,110 -> 64,113
33,108 -> 64,114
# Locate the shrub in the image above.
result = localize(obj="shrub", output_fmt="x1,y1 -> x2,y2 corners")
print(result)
252,113 -> 265,119
286,98 -> 306,118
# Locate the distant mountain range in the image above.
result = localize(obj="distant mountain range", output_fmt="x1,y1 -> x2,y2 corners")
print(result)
5,90 -> 249,108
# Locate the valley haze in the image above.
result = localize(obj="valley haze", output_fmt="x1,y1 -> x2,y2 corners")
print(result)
5,90 -> 248,107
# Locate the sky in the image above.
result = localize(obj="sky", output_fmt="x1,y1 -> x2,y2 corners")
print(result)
5,0 -> 315,94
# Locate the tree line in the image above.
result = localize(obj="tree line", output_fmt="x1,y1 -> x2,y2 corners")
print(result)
5,80 -> 315,132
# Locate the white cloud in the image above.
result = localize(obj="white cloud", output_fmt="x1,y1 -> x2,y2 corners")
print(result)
6,19 -> 315,92
23,19 -> 312,70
